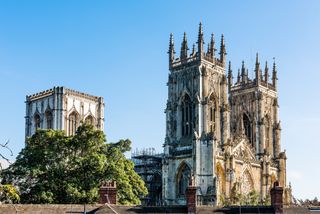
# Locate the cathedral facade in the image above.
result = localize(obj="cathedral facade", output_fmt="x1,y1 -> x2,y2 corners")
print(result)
162,24 -> 291,206
25,86 -> 104,138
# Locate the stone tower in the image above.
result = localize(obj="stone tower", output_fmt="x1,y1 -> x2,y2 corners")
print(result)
25,86 -> 104,138
162,24 -> 290,206
162,23 -> 229,205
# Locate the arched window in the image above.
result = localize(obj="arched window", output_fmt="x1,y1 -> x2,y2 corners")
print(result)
181,94 -> 192,136
85,115 -> 94,125
68,111 -> 79,136
34,114 -> 41,130
176,163 -> 191,196
243,113 -> 253,144
209,94 -> 216,133
46,111 -> 53,129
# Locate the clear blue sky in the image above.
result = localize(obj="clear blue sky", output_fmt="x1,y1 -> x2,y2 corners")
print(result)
0,0 -> 319,200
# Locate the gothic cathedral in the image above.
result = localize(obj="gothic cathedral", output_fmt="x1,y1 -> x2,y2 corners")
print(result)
162,23 -> 291,206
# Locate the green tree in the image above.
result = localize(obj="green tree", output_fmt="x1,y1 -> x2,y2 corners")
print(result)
0,140 -> 19,203
2,124 -> 147,204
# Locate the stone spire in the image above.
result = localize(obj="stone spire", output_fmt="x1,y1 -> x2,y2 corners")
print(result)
180,32 -> 189,61
197,22 -> 204,59
264,61 -> 269,83
209,33 -> 216,59
219,34 -> 226,65
272,58 -> 278,89
168,33 -> 175,67
255,53 -> 261,85
228,61 -> 233,91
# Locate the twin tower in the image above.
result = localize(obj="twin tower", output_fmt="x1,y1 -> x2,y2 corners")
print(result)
162,23 -> 290,205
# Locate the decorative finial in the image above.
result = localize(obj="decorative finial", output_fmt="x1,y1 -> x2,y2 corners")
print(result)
237,69 -> 241,83
192,44 -> 196,55
197,22 -> 204,59
209,33 -> 216,59
241,60 -> 245,81
255,52 -> 261,84
168,33 -> 175,66
228,61 -> 233,90
264,61 -> 269,83
219,34 -> 226,65
272,57 -> 278,89
180,32 -> 189,60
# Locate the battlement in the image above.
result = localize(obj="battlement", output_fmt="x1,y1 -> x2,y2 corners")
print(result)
26,86 -> 102,102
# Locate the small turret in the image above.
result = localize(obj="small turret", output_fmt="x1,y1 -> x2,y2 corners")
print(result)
272,58 -> 278,89
197,22 -> 204,59
264,61 -> 269,83
168,33 -> 175,68
255,53 -> 261,85
228,61 -> 233,91
180,32 -> 189,61
237,69 -> 241,84
219,34 -> 226,65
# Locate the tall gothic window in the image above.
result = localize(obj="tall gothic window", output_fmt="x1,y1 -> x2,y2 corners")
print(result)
68,111 -> 79,136
46,111 -> 53,129
243,113 -> 253,144
181,94 -> 192,136
34,114 -> 41,130
209,95 -> 216,133
176,163 -> 191,196
85,115 -> 94,126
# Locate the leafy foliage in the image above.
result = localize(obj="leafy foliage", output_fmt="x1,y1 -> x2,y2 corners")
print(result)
220,184 -> 270,206
0,184 -> 20,203
2,124 -> 147,204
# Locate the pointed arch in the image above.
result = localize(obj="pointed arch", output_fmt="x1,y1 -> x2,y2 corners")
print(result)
176,161 -> 191,197
45,109 -> 53,129
84,114 -> 95,126
34,113 -> 41,130
68,111 -> 80,136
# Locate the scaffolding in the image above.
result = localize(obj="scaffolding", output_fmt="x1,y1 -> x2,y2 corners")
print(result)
131,148 -> 163,206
